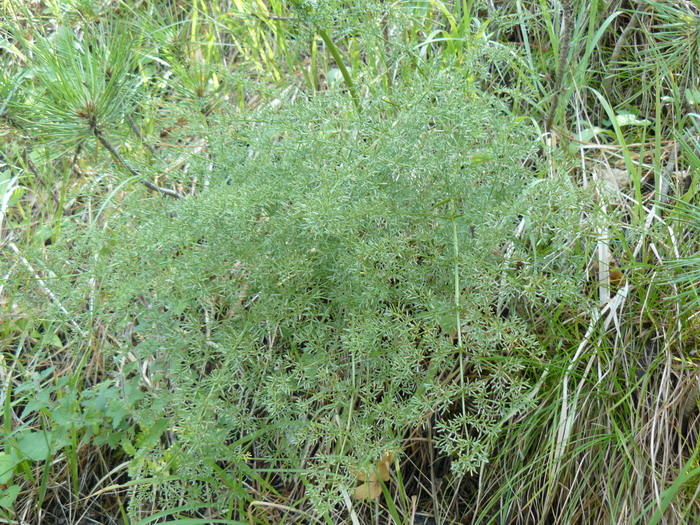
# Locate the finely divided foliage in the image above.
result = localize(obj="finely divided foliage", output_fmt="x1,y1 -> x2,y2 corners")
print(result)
51,77 -> 584,513
2,0 -> 700,523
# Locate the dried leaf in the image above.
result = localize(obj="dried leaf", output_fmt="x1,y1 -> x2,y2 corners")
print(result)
353,480 -> 382,500
596,166 -> 629,194
353,469 -> 368,482
377,452 -> 394,482
351,451 -> 394,499
609,266 -> 624,288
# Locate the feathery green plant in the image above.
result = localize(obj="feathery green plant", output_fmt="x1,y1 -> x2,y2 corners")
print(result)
3,1 -> 699,523
27,70 -> 588,519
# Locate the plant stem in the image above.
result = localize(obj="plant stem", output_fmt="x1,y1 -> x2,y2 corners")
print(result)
94,129 -> 183,199
545,0 -> 573,131
602,4 -> 641,99
452,213 -> 466,418
318,29 -> 360,112
127,115 -> 157,157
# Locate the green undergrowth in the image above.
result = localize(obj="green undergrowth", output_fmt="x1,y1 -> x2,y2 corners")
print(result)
14,73 -> 589,519
2,0 -> 699,523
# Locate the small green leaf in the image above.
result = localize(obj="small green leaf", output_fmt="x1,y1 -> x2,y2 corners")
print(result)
0,485 -> 21,510
136,418 -> 170,450
614,111 -> 651,127
0,453 -> 19,484
121,439 -> 137,456
686,89 -> 700,105
568,127 -> 606,154
107,431 -> 126,448
16,431 -> 53,462
21,389 -> 52,418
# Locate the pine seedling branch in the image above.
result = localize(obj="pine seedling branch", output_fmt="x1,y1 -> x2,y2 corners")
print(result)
11,24 -> 182,198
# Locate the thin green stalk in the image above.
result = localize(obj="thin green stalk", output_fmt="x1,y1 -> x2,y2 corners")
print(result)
69,423 -> 79,498
452,211 -> 466,418
318,29 -> 360,112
